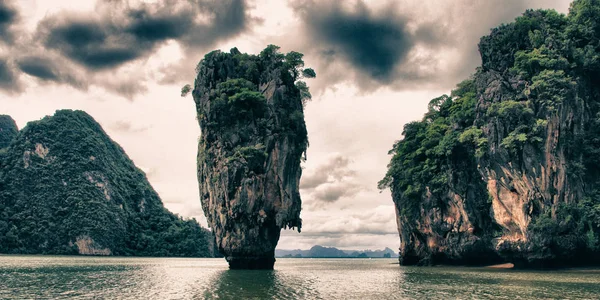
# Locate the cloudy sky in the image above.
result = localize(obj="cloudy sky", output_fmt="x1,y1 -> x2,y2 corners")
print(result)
0,0 -> 572,251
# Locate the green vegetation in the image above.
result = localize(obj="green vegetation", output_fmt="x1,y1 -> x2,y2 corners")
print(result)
209,78 -> 268,128
0,115 -> 18,149
195,45 -> 315,170
378,78 -> 486,218
0,110 -> 213,257
226,144 -> 268,175
181,84 -> 192,97
381,0 -> 600,264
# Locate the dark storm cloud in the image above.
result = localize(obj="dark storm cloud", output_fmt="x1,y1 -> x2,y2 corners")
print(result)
0,58 -> 21,93
43,19 -> 141,70
292,0 -> 445,87
37,0 -> 254,71
0,0 -> 18,44
296,1 -> 417,82
126,9 -> 193,42
17,56 -> 59,81
0,0 -> 255,97
156,0 -> 257,84
289,0 -> 570,92
183,0 -> 251,46
15,55 -> 87,90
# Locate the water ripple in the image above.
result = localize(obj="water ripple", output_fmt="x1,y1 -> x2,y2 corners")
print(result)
0,256 -> 599,299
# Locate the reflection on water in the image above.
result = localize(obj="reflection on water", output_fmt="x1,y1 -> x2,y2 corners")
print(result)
1,256 -> 599,299
201,269 -> 320,299
397,266 -> 600,299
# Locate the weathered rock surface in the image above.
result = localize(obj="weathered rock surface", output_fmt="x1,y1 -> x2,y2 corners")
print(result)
193,46 -> 309,269
383,3 -> 600,268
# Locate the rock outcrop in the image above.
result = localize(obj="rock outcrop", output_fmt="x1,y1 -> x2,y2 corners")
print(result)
0,110 -> 214,257
381,1 -> 600,268
192,46 -> 312,269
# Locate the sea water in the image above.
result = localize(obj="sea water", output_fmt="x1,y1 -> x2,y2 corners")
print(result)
0,256 -> 599,299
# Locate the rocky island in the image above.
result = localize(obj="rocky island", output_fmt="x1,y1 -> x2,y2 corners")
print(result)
0,110 -> 214,257
380,0 -> 600,268
191,46 -> 314,269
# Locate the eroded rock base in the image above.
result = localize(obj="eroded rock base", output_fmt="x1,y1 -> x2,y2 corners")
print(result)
227,256 -> 276,270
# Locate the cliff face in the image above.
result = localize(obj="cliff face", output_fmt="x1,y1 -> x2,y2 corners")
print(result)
382,1 -> 600,268
475,69 -> 589,267
193,46 -> 311,269
0,110 -> 214,257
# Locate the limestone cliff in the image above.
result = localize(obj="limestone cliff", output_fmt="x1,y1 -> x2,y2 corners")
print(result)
0,110 -> 214,257
382,2 -> 600,268
192,46 -> 312,269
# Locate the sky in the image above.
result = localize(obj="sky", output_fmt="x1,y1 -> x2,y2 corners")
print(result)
0,0 -> 572,251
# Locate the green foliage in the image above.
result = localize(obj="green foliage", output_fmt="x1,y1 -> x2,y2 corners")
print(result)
206,79 -> 267,132
569,0 -> 600,49
227,144 -> 268,175
527,70 -> 577,111
296,81 -> 311,105
259,45 -> 285,61
0,115 -> 18,149
500,129 -> 529,152
215,78 -> 257,96
0,110 -> 213,257
513,47 -> 570,79
302,68 -> 316,78
486,101 -> 534,124
479,9 -> 568,72
284,51 -> 305,78
485,101 -> 545,153
195,45 -> 314,165
379,79 -> 487,218
459,127 -> 488,158
181,84 -> 192,97
528,201 -> 598,260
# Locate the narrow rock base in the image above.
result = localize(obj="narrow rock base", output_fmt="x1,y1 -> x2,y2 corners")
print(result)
227,256 -> 276,270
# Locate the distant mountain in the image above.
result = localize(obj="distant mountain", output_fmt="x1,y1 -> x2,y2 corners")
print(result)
308,245 -> 348,258
276,245 -> 398,258
343,247 -> 398,258
0,110 -> 214,257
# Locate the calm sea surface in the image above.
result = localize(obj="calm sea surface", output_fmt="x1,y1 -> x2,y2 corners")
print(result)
0,256 -> 599,299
